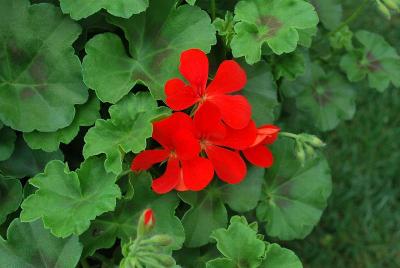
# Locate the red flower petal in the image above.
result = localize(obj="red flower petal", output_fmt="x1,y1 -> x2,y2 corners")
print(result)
212,120 -> 257,150
251,125 -> 280,147
206,145 -> 247,184
165,78 -> 199,111
182,157 -> 214,191
152,159 -> 180,194
194,102 -> 226,140
171,128 -> 200,160
242,144 -> 274,168
131,149 -> 169,171
207,60 -> 247,95
208,95 -> 251,129
179,49 -> 209,93
152,112 -> 194,149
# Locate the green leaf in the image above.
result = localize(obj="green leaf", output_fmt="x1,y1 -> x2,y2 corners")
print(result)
221,166 -> 264,212
273,51 -> 305,81
340,30 -> 400,92
179,186 -> 228,248
257,137 -> 332,240
180,167 -> 264,247
260,243 -> 303,268
310,0 -> 342,30
241,61 -> 280,124
231,0 -> 319,63
186,0 -> 196,5
208,216 -> 265,268
83,93 -> 170,174
82,0 -> 216,102
60,0 -> 149,20
207,258 -> 236,268
329,25 -> 353,50
0,137 -> 64,178
23,96 -> 100,152
0,126 -> 16,161
0,218 -> 82,268
0,0 -> 88,132
281,63 -> 356,131
20,158 -> 121,238
80,172 -> 184,256
0,175 -> 22,224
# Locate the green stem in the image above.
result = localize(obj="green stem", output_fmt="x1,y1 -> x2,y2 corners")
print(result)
279,132 -> 299,139
328,0 -> 371,36
210,0 -> 216,20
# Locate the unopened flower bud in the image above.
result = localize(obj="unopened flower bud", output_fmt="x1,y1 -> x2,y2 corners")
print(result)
295,142 -> 306,166
383,0 -> 400,11
137,208 -> 155,237
299,134 -> 325,148
148,234 -> 173,246
377,0 -> 392,19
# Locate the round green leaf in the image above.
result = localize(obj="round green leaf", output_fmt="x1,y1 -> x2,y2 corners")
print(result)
231,0 -> 319,63
20,158 -> 121,237
340,31 -> 400,92
23,96 -> 100,152
0,0 -> 88,131
80,172 -> 184,257
60,0 -> 149,20
0,126 -> 16,161
83,93 -> 170,174
0,137 -> 64,178
257,137 -> 332,240
0,175 -> 22,224
272,51 -> 305,81
0,218 -> 82,268
82,0 -> 216,102
241,61 -> 280,125
260,243 -> 303,268
310,0 -> 342,30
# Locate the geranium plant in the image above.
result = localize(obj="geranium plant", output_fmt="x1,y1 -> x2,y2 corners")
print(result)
0,0 -> 399,267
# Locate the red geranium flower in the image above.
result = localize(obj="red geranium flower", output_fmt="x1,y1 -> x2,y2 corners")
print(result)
242,125 -> 280,168
131,112 -> 213,194
191,102 -> 257,185
165,49 -> 251,129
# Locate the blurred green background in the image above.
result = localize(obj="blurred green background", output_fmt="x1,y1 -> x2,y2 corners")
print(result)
286,2 -> 400,267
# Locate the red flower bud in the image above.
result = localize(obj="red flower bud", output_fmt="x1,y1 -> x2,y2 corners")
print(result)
144,208 -> 155,227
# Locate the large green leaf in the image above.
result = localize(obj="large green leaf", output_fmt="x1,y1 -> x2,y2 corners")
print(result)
60,0 -> 149,20
0,125 -> 16,161
20,158 -> 121,238
80,172 -> 184,256
257,137 -> 332,240
82,0 -> 216,102
231,0 -> 319,63
180,167 -> 264,247
310,0 -> 342,30
340,31 -> 400,92
24,96 -> 100,152
0,0 -> 88,132
0,218 -> 82,268
0,175 -> 22,224
241,61 -> 280,125
209,217 -> 265,268
83,93 -> 170,175
281,63 -> 356,131
0,137 -> 64,178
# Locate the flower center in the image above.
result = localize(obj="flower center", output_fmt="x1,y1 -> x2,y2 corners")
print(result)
200,139 -> 210,150
169,150 -> 178,159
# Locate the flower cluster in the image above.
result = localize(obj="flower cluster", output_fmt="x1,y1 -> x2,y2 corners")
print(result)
131,49 -> 279,194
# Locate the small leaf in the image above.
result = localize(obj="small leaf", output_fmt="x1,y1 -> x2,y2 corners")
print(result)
273,51 -> 305,81
24,96 -> 100,152
186,0 -> 196,5
0,0 -> 88,132
207,258 -> 236,268
231,0 -> 319,63
83,93 -> 170,174
80,172 -> 184,256
20,158 -> 121,237
256,137 -> 332,240
241,61 -> 280,124
82,0 -> 216,102
260,243 -> 303,268
0,126 -> 16,161
340,30 -> 400,92
0,137 -> 64,178
0,218 -> 82,268
209,217 -> 265,268
0,175 -> 22,224
60,0 -> 149,20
